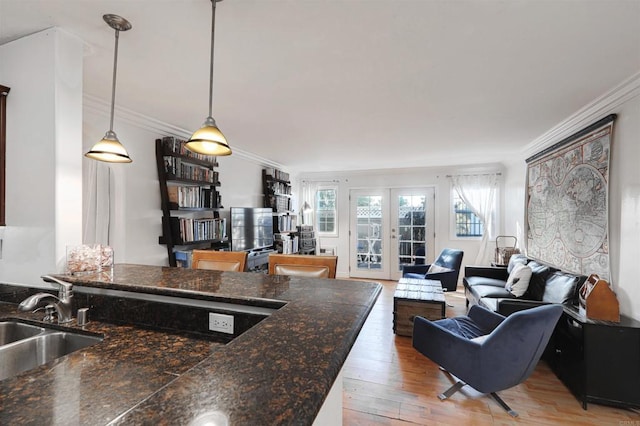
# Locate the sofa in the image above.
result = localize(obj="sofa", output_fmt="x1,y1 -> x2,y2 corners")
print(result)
463,253 -> 587,316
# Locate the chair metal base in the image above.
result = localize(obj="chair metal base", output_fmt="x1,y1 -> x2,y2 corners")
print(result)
437,381 -> 464,400
437,380 -> 519,417
490,392 -> 519,417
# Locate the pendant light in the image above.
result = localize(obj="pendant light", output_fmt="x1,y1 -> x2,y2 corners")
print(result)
85,14 -> 133,163
185,0 -> 232,156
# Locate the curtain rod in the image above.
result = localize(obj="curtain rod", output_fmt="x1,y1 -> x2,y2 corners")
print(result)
302,179 -> 340,183
446,172 -> 502,178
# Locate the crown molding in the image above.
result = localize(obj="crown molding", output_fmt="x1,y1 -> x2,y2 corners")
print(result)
83,94 -> 285,169
524,72 -> 640,157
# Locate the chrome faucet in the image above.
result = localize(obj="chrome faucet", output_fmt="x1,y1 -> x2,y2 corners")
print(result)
18,275 -> 74,324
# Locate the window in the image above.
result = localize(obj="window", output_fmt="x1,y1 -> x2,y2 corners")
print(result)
316,187 -> 337,236
453,193 -> 483,237
450,173 -> 500,260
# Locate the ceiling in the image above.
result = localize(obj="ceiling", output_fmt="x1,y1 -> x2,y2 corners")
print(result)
1,0 -> 639,173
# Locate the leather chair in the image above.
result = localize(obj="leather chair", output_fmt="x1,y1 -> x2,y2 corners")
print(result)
412,304 -> 563,417
191,250 -> 248,272
402,248 -> 464,291
268,254 -> 337,279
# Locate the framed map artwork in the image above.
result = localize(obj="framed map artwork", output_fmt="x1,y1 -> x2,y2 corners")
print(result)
525,114 -> 616,280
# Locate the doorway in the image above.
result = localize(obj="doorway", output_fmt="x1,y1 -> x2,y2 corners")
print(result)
349,188 -> 435,280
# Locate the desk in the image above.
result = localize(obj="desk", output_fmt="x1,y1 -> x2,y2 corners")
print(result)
393,278 -> 445,337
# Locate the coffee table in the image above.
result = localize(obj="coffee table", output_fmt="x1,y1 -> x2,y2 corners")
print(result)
393,278 -> 446,337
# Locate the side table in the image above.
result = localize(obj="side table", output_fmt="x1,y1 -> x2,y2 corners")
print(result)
393,278 -> 446,337
545,305 -> 640,409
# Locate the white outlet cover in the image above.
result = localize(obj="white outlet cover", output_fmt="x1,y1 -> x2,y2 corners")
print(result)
209,312 -> 234,334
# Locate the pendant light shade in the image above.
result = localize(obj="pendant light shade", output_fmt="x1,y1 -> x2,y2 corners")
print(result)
186,0 -> 231,156
85,14 -> 132,163
85,130 -> 131,163
186,116 -> 231,156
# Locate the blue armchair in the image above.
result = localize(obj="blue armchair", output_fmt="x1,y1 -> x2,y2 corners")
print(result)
412,304 -> 563,417
402,248 -> 464,291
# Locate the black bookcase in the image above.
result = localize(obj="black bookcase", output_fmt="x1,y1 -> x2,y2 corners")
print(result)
262,168 -> 292,213
263,168 -> 302,254
155,138 -> 228,266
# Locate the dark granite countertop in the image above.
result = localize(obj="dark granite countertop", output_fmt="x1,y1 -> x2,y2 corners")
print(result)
0,264 -> 381,425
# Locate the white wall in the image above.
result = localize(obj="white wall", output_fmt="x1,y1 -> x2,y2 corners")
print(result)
504,74 -> 640,320
83,103 -> 165,265
82,100 -> 275,267
297,164 -> 504,278
0,28 -> 83,286
0,27 -> 275,286
2,28 -> 637,323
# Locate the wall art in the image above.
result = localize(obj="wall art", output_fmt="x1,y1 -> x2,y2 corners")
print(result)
526,114 -> 616,280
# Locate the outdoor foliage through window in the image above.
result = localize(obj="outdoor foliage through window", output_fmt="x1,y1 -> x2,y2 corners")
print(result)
317,188 -> 337,234
454,192 -> 483,237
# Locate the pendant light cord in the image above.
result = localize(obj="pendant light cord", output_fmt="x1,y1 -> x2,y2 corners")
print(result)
109,29 -> 120,132
209,0 -> 217,118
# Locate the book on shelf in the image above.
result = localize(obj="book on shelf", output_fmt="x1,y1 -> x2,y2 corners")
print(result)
266,180 -> 291,195
264,167 -> 290,182
265,194 -> 291,212
163,156 -> 217,183
162,136 -> 218,165
167,216 -> 227,244
167,186 -> 221,209
276,214 -> 295,232
274,233 -> 299,254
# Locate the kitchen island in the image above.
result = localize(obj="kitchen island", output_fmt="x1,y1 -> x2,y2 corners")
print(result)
0,264 -> 381,425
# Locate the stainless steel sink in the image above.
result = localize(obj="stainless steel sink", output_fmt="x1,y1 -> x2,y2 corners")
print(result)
0,321 -> 45,345
0,321 -> 103,381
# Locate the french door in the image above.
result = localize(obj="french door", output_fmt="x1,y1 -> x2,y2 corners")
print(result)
349,188 -> 434,280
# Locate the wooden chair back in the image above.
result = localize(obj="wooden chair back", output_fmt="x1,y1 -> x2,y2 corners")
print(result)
268,254 -> 337,279
191,250 -> 248,272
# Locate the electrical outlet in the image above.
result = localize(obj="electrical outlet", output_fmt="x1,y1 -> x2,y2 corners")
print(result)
209,312 -> 234,334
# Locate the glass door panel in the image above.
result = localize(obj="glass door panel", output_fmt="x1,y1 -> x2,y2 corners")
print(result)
349,187 -> 434,280
390,188 -> 434,281
350,190 -> 389,279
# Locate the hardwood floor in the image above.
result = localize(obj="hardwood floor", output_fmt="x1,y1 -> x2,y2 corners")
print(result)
342,280 -> 639,425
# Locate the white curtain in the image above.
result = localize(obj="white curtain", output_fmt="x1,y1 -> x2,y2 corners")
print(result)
301,180 -> 318,226
83,160 -> 112,245
450,173 -> 498,265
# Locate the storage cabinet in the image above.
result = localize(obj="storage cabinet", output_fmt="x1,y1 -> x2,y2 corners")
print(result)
155,138 -> 228,267
545,306 -> 640,410
297,225 -> 316,255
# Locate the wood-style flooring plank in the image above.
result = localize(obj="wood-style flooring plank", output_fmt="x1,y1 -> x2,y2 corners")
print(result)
342,280 -> 640,425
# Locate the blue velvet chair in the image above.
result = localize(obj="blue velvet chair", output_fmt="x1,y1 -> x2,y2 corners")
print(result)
402,248 -> 464,291
412,304 -> 563,417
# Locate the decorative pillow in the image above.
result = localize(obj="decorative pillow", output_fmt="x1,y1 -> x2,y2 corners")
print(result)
505,263 -> 532,297
507,254 -> 528,274
427,264 -> 451,274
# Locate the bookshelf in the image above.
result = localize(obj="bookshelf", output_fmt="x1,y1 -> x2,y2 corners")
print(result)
262,168 -> 292,213
156,137 -> 228,267
263,167 -> 300,254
